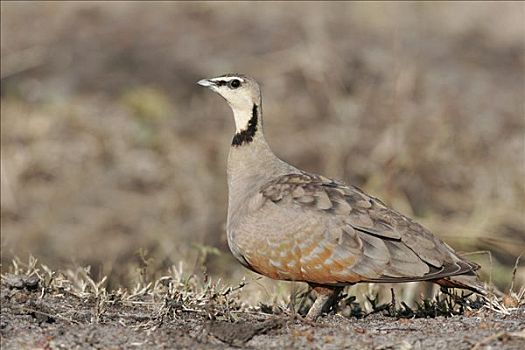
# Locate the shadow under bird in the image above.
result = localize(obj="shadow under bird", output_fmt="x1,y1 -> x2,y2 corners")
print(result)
197,74 -> 486,320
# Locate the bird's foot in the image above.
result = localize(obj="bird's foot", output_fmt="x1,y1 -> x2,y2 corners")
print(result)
305,285 -> 343,321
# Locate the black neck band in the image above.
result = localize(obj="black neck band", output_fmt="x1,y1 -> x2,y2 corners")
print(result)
232,104 -> 258,147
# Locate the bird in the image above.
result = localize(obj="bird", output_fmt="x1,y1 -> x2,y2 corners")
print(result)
197,73 -> 486,320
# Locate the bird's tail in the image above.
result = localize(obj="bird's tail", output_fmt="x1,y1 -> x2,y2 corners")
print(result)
433,273 -> 490,296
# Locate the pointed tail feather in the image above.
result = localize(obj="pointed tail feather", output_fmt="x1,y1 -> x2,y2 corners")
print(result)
433,274 -> 488,296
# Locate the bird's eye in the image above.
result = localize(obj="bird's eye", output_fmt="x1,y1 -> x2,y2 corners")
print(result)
229,79 -> 241,89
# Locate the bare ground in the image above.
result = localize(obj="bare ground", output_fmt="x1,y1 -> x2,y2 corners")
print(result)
1,274 -> 524,350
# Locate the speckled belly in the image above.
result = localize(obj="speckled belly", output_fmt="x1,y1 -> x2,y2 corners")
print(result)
234,226 -> 361,285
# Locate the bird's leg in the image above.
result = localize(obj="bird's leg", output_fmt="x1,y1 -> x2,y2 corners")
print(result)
305,285 -> 343,320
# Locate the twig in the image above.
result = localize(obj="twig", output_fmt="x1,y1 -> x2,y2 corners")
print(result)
508,254 -> 522,294
389,288 -> 396,316
14,306 -> 80,325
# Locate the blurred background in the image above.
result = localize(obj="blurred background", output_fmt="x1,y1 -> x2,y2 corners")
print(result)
1,2 -> 524,300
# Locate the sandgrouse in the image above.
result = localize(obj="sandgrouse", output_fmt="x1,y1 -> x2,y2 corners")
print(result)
198,74 -> 485,320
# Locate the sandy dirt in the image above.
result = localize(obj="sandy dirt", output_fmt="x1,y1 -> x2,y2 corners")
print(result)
1,276 -> 523,350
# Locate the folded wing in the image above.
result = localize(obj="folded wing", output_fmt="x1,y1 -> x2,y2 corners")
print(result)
247,173 -> 480,285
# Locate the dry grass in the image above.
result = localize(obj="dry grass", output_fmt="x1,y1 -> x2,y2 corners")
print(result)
3,257 -> 525,349
1,2 -> 524,305
4,256 -> 523,324
3,256 -> 251,325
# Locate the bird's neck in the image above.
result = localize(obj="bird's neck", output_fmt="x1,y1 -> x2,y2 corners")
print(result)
226,103 -> 297,211
231,104 -> 261,146
228,103 -> 275,182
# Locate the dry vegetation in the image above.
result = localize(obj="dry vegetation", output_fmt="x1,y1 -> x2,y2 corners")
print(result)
1,3 -> 524,347
1,257 -> 524,349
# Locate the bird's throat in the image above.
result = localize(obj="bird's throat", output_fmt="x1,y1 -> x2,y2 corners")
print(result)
231,104 -> 259,147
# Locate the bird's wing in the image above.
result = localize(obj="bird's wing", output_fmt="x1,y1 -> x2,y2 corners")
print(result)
246,172 -> 479,285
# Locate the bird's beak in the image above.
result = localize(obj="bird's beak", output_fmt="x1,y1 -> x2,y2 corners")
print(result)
197,79 -> 215,88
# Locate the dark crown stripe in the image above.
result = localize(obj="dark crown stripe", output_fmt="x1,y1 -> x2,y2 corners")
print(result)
232,104 -> 258,147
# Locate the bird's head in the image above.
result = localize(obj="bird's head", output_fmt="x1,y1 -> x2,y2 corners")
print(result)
198,74 -> 261,130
